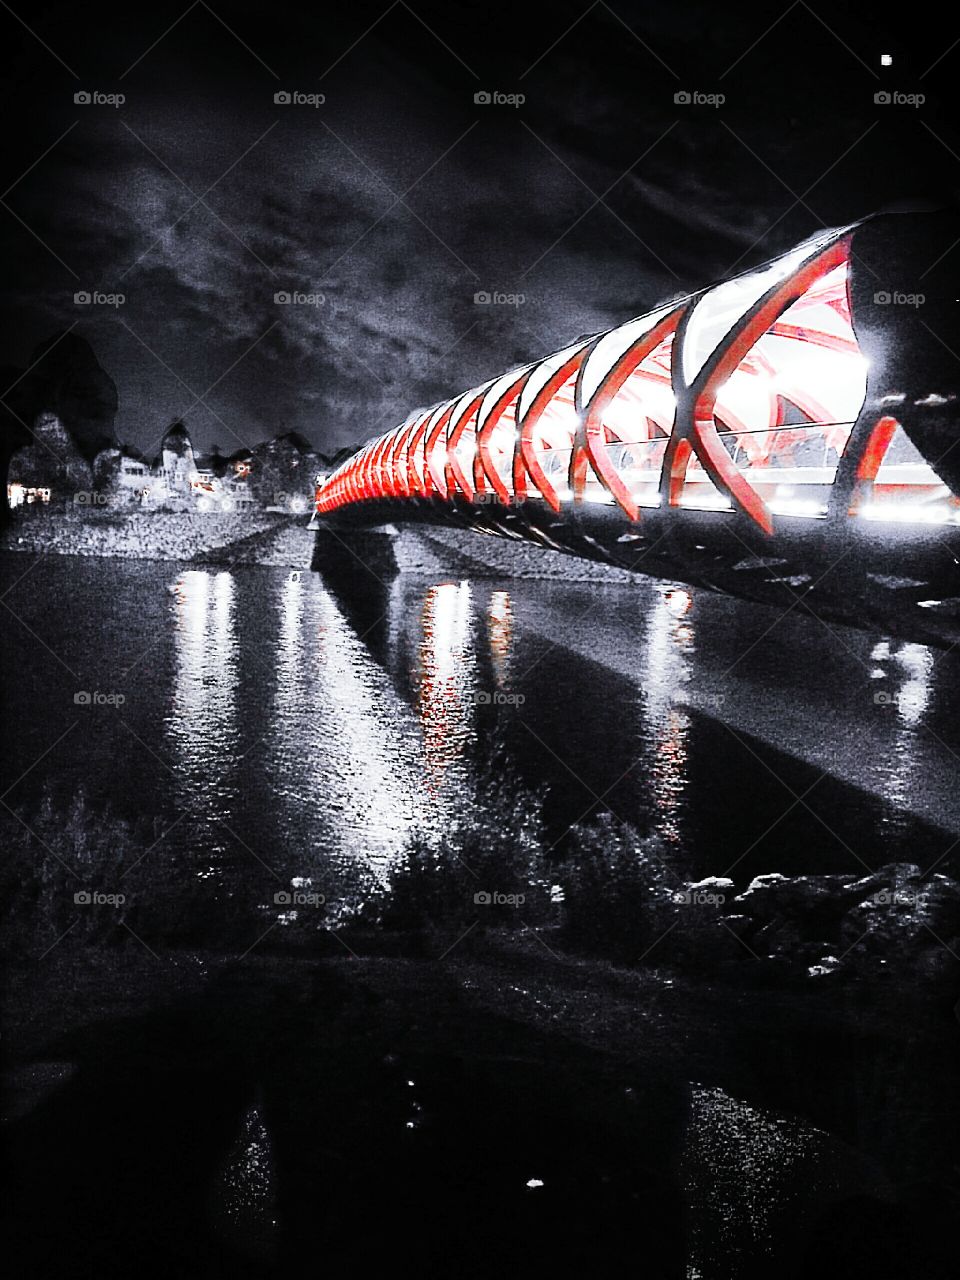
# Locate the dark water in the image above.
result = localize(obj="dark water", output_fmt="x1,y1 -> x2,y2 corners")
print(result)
3,552 -> 960,884
2,551 -> 959,1278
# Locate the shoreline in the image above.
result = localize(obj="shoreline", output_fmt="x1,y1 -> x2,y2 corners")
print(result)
0,511 -> 314,568
0,513 -> 649,583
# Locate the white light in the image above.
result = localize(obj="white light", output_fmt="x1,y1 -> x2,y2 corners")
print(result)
678,492 -> 733,511
525,1179 -> 544,1189
767,498 -> 826,518
859,503 -> 954,525
881,53 -> 893,66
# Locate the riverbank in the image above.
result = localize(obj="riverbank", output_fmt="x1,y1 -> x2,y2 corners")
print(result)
0,511 -> 641,581
392,525 -> 637,582
0,511 -> 315,567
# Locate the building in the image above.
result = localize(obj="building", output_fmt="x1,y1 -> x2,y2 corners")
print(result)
153,422 -> 197,511
7,407 -> 321,517
92,446 -> 152,507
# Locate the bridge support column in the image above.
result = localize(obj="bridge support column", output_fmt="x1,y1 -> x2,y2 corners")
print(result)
311,521 -> 399,585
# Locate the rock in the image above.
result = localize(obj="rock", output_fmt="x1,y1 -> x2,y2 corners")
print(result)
716,912 -> 752,937
844,863 -> 924,901
840,868 -> 960,959
687,876 -> 735,893
732,872 -> 860,930
807,954 -> 842,977
672,877 -> 733,906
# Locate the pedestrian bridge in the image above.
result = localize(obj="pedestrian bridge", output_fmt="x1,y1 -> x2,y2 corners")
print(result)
315,213 -> 960,645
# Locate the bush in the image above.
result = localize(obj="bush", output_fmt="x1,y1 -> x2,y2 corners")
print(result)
371,735 -> 556,939
0,788 -> 262,955
559,813 -> 682,963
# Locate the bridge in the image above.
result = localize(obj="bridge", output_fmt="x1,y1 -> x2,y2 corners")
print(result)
315,212 -> 960,646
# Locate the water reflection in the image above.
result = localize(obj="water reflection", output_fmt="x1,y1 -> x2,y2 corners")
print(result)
209,1101 -> 278,1263
683,1084 -> 876,1279
640,585 -> 696,846
166,569 -> 240,861
415,581 -> 479,799
163,566 -> 449,888
487,589 -> 515,688
870,638 -> 935,819
264,579 -> 439,877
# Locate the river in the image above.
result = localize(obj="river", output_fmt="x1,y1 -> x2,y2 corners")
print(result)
2,549 -> 958,1279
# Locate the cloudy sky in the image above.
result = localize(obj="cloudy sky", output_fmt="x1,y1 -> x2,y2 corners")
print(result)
2,0 -> 957,456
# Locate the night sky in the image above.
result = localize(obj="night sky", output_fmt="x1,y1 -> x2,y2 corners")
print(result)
2,0 -> 958,458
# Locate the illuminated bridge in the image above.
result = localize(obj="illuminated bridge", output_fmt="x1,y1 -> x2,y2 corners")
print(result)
315,212 -> 960,645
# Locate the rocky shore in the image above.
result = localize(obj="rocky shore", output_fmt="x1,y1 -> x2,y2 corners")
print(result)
659,862 -> 960,983
0,511 -> 314,568
1,513 -> 643,581
392,525 -> 638,582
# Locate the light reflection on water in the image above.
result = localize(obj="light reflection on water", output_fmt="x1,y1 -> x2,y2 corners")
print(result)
683,1084 -> 884,1279
870,639 -> 935,820
263,577 -> 443,875
160,569 -> 535,892
487,589 -> 514,689
209,1101 -> 277,1262
166,569 -> 241,863
164,568 -> 467,886
641,585 -> 696,847
415,580 -> 479,801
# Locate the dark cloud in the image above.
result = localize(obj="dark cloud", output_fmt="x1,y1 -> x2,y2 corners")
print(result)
3,1 -> 958,455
